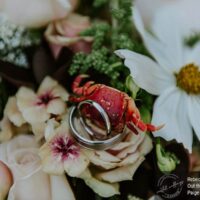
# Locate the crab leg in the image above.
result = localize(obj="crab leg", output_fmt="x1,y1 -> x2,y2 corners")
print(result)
127,98 -> 163,133
83,81 -> 95,95
127,122 -> 139,135
71,74 -> 89,95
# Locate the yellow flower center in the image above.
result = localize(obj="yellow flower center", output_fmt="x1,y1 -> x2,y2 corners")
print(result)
175,63 -> 200,94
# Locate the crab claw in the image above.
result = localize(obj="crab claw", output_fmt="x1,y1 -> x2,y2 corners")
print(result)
72,74 -> 89,95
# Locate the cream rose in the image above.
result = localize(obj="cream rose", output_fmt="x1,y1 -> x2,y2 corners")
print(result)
0,0 -> 77,28
40,117 -> 153,198
0,135 -> 75,200
81,130 -> 153,197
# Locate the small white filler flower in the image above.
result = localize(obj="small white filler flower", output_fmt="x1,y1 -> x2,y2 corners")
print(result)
116,8 -> 200,152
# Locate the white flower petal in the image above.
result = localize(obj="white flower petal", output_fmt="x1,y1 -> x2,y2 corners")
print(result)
39,144 -> 64,175
44,119 -> 60,141
134,0 -> 167,27
16,87 -> 37,110
38,76 -> 58,95
0,117 -> 13,142
133,7 -> 183,72
152,87 -> 193,152
22,106 -> 50,124
4,97 -> 25,127
31,122 -> 46,141
151,7 -> 184,66
64,152 -> 89,177
188,96 -> 200,141
115,49 -> 174,95
47,99 -> 66,115
52,85 -> 69,101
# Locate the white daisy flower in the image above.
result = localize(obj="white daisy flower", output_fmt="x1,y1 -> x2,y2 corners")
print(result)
116,8 -> 200,152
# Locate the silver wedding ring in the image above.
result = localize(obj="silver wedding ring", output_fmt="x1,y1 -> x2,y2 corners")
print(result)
69,100 -> 127,150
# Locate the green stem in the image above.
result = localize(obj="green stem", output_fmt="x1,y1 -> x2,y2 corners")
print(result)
110,0 -> 119,50
110,0 -> 118,30
110,61 -> 122,68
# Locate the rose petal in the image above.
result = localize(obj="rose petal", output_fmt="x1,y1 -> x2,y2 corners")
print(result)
0,161 -> 13,199
84,150 -> 119,170
138,134 -> 153,155
119,151 -> 140,166
50,175 -> 75,200
6,135 -> 38,158
8,167 -> 51,200
96,156 -> 145,183
116,133 -> 145,159
8,148 -> 41,179
80,169 -> 120,198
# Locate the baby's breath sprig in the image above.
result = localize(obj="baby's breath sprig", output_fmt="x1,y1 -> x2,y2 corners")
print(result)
0,15 -> 41,68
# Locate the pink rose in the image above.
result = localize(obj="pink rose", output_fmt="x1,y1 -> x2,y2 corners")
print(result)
0,0 -> 78,28
0,161 -> 13,199
45,13 -> 92,58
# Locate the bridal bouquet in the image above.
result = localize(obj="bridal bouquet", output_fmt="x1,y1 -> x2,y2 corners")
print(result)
1,0 -> 200,199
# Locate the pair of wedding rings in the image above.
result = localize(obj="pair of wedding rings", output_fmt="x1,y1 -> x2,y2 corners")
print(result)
69,100 -> 127,150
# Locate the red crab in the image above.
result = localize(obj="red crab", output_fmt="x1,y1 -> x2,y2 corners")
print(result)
69,75 -> 162,135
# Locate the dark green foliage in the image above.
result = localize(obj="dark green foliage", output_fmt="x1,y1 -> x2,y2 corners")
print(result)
68,47 -> 129,90
0,80 -> 8,119
111,0 -> 133,33
69,0 -> 148,92
80,22 -> 110,49
93,0 -> 107,8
